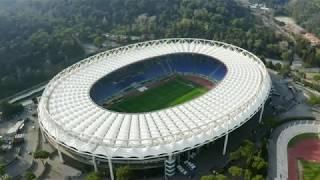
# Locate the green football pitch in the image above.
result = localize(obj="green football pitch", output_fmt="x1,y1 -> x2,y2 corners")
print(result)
108,77 -> 208,113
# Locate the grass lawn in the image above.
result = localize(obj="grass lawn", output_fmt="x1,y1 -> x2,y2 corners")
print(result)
301,160 -> 320,180
109,77 -> 208,113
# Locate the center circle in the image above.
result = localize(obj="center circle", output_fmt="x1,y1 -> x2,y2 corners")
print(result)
90,53 -> 227,113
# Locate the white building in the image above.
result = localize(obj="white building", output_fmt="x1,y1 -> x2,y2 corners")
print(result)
38,39 -> 271,179
7,120 -> 25,136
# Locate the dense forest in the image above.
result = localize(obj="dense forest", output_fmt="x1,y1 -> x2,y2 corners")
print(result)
0,0 -> 290,99
288,0 -> 320,37
254,0 -> 320,37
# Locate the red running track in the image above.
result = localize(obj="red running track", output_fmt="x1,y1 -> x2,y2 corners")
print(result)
288,139 -> 320,180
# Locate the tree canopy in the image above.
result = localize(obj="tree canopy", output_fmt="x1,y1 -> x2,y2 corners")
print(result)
201,174 -> 228,180
228,140 -> 267,179
85,171 -> 102,180
116,165 -> 132,180
0,102 -> 24,118
228,166 -> 243,177
0,0 -> 290,99
0,163 -> 5,179
33,150 -> 50,165
288,0 -> 320,37
24,171 -> 36,180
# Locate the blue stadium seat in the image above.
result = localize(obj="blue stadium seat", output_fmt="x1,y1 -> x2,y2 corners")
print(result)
90,53 -> 227,104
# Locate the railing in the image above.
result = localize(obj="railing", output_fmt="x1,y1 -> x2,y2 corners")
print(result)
38,38 -> 271,149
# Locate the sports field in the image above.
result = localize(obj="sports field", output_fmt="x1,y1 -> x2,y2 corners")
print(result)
109,77 -> 208,113
288,136 -> 320,180
301,160 -> 320,180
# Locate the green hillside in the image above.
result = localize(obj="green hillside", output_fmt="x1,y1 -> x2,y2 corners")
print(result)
0,0 -> 288,99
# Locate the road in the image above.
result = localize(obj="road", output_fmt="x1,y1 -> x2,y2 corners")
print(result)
8,85 -> 46,104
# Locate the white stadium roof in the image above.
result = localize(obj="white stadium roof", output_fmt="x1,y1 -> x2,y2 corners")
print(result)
38,38 -> 271,160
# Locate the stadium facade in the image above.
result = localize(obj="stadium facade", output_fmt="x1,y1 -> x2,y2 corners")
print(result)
38,38 -> 271,179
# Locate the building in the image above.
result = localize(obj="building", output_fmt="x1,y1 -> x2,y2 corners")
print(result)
14,134 -> 25,144
6,120 -> 25,136
38,38 -> 271,179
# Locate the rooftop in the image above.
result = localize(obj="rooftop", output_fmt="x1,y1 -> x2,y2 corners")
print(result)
38,39 -> 271,159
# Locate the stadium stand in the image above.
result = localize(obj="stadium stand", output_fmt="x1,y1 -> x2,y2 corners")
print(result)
90,53 -> 227,104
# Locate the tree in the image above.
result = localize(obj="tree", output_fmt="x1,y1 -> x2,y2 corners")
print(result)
308,93 -> 320,105
215,174 -> 228,180
266,61 -> 275,69
0,162 -> 5,179
201,174 -> 227,180
116,165 -> 132,180
251,155 -> 267,171
229,150 -> 242,161
24,171 -> 36,180
32,97 -> 38,104
241,140 -> 255,158
33,150 -> 50,165
228,166 -> 243,177
85,171 -> 102,180
0,0 -> 288,101
93,36 -> 104,48
313,74 -> 320,81
274,63 -> 282,71
281,51 -> 290,61
251,174 -> 264,180
229,140 -> 255,163
0,163 -> 11,180
3,176 -> 12,180
201,175 -> 215,180
243,169 -> 252,180
279,64 -> 291,77
0,102 -> 24,118
316,48 -> 320,62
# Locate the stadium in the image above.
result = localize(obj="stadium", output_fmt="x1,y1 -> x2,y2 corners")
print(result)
37,38 -> 271,179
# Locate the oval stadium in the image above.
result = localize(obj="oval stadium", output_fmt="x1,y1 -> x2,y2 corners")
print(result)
37,38 -> 271,179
